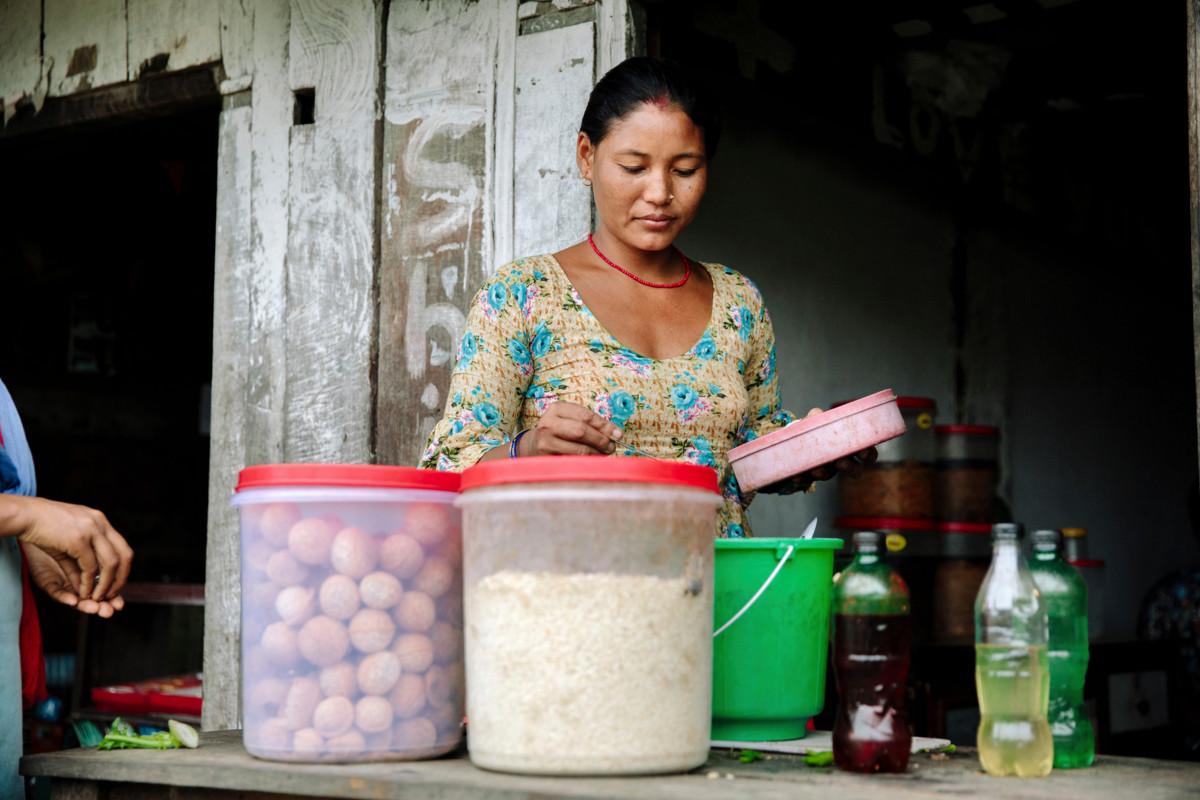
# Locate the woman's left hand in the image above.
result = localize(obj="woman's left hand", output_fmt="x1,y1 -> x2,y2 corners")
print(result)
759,408 -> 878,494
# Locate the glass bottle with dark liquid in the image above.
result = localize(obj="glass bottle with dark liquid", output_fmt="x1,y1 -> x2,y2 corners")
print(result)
832,531 -> 912,773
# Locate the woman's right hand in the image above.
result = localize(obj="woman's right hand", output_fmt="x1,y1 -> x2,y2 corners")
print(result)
520,401 -> 623,456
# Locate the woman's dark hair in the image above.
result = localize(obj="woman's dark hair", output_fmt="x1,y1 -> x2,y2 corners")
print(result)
580,57 -> 722,159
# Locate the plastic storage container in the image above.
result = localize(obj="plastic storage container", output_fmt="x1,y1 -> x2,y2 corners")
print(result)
839,397 -> 937,518
935,425 -> 1000,522
711,536 -> 842,741
458,457 -> 721,776
932,522 -> 991,643
730,389 -> 906,493
232,464 -> 463,762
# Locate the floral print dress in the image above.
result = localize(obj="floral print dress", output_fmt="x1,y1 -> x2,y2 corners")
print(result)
419,254 -> 797,537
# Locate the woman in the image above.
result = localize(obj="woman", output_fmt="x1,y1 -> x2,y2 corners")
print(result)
420,57 -> 866,537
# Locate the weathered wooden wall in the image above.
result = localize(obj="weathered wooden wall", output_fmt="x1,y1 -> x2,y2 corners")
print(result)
1191,0 -> 1200,477
1,0 -> 637,731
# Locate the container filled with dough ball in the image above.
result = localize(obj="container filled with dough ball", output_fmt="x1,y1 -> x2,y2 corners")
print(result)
233,464 -> 464,762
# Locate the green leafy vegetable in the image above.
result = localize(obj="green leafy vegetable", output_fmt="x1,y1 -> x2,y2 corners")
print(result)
803,750 -> 835,767
95,718 -> 197,751
738,749 -> 762,763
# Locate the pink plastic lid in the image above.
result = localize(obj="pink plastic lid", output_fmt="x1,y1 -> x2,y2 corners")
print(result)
236,464 -> 460,493
461,455 -> 719,494
730,389 -> 898,461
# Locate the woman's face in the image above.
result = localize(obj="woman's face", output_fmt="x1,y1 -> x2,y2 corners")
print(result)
578,102 -> 708,253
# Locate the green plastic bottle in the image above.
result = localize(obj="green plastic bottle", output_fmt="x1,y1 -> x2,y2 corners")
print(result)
1029,529 -> 1095,769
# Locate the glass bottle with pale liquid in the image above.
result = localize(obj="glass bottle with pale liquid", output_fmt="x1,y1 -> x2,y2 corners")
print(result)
974,523 -> 1053,777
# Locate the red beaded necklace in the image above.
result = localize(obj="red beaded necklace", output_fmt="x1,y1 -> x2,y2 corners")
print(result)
588,233 -> 691,289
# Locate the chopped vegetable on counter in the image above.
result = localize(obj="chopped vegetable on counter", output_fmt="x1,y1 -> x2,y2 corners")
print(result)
94,718 -> 200,750
737,749 -> 762,763
803,751 -> 835,767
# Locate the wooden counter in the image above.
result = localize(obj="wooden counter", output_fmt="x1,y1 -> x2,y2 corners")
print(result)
22,730 -> 1200,800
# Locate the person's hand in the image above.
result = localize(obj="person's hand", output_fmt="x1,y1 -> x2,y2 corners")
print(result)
22,542 -> 126,617
758,408 -> 878,493
11,496 -> 133,602
521,401 -> 623,456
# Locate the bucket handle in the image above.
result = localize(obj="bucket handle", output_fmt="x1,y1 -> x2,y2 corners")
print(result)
712,544 -> 795,638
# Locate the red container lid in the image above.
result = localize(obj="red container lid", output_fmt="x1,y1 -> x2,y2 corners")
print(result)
936,521 -> 993,534
1068,558 -> 1106,569
936,424 -> 1000,436
462,456 -> 718,494
834,516 -> 937,533
236,464 -> 460,493
896,396 -> 937,410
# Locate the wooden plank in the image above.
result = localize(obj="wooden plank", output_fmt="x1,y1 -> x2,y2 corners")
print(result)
127,0 -> 222,79
491,0 -> 518,269
43,0 -> 128,96
1190,0 -> 1200,476
512,22 -> 594,258
0,0 -> 43,123
375,0 -> 496,467
204,97 -> 254,734
203,0 -> 292,732
22,729 -> 1200,800
595,0 -> 637,77
282,0 -> 380,464
217,0 -> 255,90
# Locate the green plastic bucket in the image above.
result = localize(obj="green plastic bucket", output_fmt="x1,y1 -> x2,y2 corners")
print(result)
712,537 -> 842,741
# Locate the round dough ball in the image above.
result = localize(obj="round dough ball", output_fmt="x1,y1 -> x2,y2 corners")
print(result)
393,591 -> 435,633
325,729 -> 366,755
357,651 -> 402,696
427,701 -> 464,736
292,727 -> 324,756
392,633 -> 434,673
349,609 -> 396,654
438,590 -> 463,625
244,541 -> 277,576
244,646 -> 271,679
288,517 -> 336,566
249,717 -> 290,751
243,615 -> 266,645
379,533 -> 424,580
387,674 -> 426,720
246,677 -> 288,719
281,677 -> 322,731
318,574 -> 360,620
430,621 -> 462,664
404,503 -> 452,547
437,528 -> 462,563
359,572 -> 403,610
355,696 -> 393,734
312,695 -> 355,738
266,550 -> 310,587
330,527 -> 379,579
413,557 -> 454,599
364,728 -> 393,751
259,504 -> 301,547
298,616 -> 350,668
275,586 -> 316,627
424,665 -> 457,708
247,580 -> 281,613
393,718 -> 437,750
261,622 -> 300,667
318,662 -> 358,698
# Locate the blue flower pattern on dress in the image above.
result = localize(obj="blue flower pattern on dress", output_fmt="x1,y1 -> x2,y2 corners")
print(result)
421,256 -> 795,538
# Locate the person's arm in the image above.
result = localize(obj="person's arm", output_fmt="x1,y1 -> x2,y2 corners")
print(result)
0,494 -> 133,614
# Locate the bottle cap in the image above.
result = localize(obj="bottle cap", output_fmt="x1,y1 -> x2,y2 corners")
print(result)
991,522 -> 1023,540
853,531 -> 880,552
1061,527 -> 1087,538
1031,528 -> 1060,552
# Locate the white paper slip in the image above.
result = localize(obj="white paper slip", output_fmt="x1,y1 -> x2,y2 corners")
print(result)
711,731 -> 952,755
